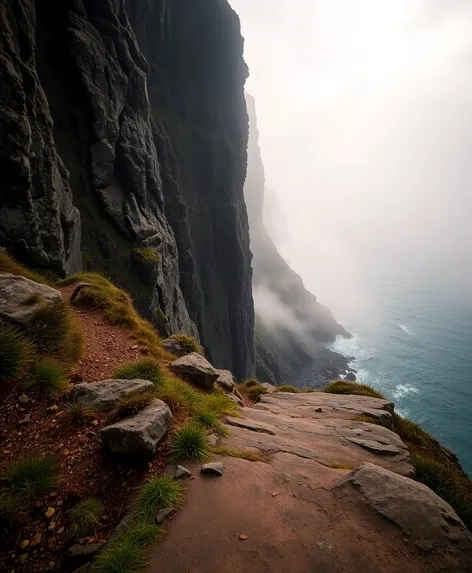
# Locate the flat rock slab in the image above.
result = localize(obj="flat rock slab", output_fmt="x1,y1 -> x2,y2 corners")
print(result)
215,369 -> 235,392
143,455 -> 472,573
73,379 -> 154,412
223,398 -> 413,477
100,399 -> 172,455
170,353 -> 219,388
0,273 -> 63,326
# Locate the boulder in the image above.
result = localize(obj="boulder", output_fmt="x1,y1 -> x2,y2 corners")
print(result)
161,338 -> 190,358
100,399 -> 172,455
341,462 -> 472,560
215,370 -> 235,393
227,393 -> 244,408
0,274 -> 63,326
72,379 -> 154,412
170,353 -> 219,389
260,383 -> 277,393
201,462 -> 224,476
345,372 -> 357,381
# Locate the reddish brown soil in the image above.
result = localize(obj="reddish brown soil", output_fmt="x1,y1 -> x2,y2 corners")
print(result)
0,288 -> 175,573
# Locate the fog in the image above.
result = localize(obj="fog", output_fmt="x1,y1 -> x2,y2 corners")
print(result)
230,0 -> 472,322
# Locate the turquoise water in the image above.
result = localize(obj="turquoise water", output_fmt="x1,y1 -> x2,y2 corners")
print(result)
331,271 -> 472,476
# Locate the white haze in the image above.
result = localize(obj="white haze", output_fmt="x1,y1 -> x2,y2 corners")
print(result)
229,0 -> 472,325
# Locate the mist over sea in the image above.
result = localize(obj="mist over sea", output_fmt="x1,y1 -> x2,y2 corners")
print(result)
330,266 -> 472,476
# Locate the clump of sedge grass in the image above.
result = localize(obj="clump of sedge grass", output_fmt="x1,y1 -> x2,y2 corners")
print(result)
327,461 -> 353,470
323,380 -> 386,400
155,377 -> 200,413
276,385 -> 300,393
170,422 -> 210,462
113,358 -> 165,387
132,247 -> 160,263
68,498 -> 104,538
211,445 -> 263,462
63,401 -> 95,426
0,251 -> 50,285
166,333 -> 203,355
2,456 -> 59,501
134,475 -> 183,522
25,359 -> 68,395
0,325 -> 35,385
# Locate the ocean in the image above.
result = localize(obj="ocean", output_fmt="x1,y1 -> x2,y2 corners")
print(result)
330,269 -> 472,476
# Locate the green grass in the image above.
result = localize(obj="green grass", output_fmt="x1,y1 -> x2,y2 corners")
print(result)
240,378 -> 259,388
323,380 -> 386,400
110,392 -> 155,421
26,359 -> 68,395
327,461 -> 353,470
0,251 -> 50,285
192,406 -> 220,430
238,379 -> 268,402
63,401 -> 95,426
0,491 -> 24,547
352,414 -> 382,425
211,445 -> 263,462
155,377 -> 201,413
170,422 -> 210,462
276,385 -> 300,393
21,293 -> 43,306
248,385 -> 267,401
2,456 -> 59,501
0,325 -> 35,384
68,498 -> 103,538
113,358 -> 166,387
166,334 -> 203,355
134,475 -> 183,522
132,247 -> 160,263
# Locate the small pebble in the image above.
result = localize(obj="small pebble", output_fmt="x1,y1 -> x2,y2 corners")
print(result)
45,507 -> 55,519
239,534 -> 248,540
18,394 -> 29,404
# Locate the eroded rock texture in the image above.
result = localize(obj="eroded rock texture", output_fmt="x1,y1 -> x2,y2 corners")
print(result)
0,0 -> 254,378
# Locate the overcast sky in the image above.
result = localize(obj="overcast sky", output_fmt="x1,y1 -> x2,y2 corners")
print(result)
229,0 -> 472,318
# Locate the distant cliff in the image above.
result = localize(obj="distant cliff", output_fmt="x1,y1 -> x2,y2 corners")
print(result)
244,95 -> 351,386
0,0 -> 254,378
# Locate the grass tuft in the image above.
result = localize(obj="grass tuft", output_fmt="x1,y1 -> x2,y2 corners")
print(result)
170,422 -> 210,462
21,293 -> 43,306
132,247 -> 160,263
276,385 -> 300,393
68,498 -> 103,538
155,377 -> 201,413
135,475 -> 183,522
323,380 -> 386,400
0,325 -> 35,384
327,461 -> 353,470
63,401 -> 95,426
113,358 -> 165,387
240,378 -> 259,388
352,414 -> 382,425
110,392 -> 155,421
238,379 -> 267,402
91,536 -> 146,573
0,491 -> 24,546
3,456 -> 59,501
211,445 -> 263,462
0,252 -> 50,285
26,359 -> 68,395
166,334 -> 203,355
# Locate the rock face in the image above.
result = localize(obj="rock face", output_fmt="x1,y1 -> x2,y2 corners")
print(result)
100,399 -> 172,455
0,0 -> 254,379
170,353 -> 219,389
0,274 -> 63,326
73,379 -> 154,412
244,95 -> 350,386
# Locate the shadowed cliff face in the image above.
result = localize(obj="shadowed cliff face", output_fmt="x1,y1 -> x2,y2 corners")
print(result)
0,0 -> 254,379
244,94 -> 350,386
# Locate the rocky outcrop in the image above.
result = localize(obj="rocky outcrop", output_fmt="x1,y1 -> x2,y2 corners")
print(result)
0,273 -> 62,326
170,353 -> 219,389
0,0 -> 254,379
73,379 -> 154,412
244,94 -> 350,386
100,399 -> 172,455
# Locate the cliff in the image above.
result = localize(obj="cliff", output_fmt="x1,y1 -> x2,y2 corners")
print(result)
0,0 -> 254,379
244,95 -> 351,386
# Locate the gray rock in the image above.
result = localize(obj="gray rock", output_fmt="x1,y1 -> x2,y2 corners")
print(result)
68,543 -> 104,558
18,394 -> 29,404
72,379 -> 154,412
155,507 -> 175,524
208,434 -> 219,447
109,512 -> 135,540
344,372 -> 357,381
174,465 -> 192,479
0,274 -> 63,326
260,383 -> 277,393
215,370 -> 235,393
346,437 -> 400,455
100,399 -> 172,455
161,338 -> 190,358
19,414 -> 31,425
233,387 -> 244,401
227,393 -> 244,408
315,407 -> 323,412
201,462 -> 224,476
170,353 -> 219,389
343,462 -> 472,560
